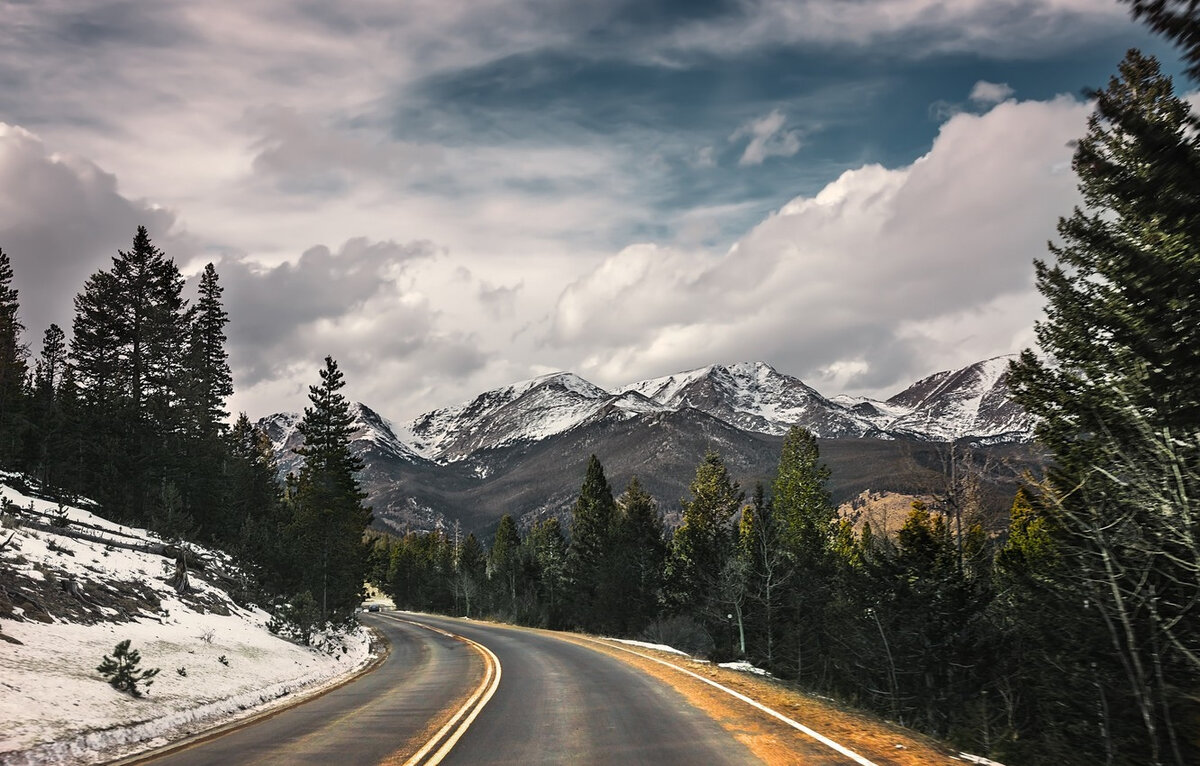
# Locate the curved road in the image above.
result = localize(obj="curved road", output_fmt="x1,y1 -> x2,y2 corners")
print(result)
402,613 -> 756,765
136,615 -> 483,765
137,611 -> 760,765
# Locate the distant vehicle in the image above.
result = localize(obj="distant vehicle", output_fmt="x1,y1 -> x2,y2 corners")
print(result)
366,604 -> 381,612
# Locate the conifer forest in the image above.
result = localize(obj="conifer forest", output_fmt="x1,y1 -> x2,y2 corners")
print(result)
1,3 -> 1199,764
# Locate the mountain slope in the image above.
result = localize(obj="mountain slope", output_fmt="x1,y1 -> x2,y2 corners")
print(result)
622,361 -> 873,438
401,372 -> 669,463
879,356 -> 1034,442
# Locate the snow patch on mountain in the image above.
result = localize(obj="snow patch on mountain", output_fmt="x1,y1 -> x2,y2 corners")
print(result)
257,402 -> 428,476
401,371 -> 668,462
878,355 -> 1033,441
263,356 -> 1034,477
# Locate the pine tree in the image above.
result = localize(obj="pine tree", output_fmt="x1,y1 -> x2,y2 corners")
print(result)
69,227 -> 192,524
34,325 -> 66,394
71,269 -> 122,412
96,639 -> 160,698
566,455 -> 620,632
614,477 -> 666,635
455,532 -> 486,618
773,426 -> 833,560
187,263 -> 233,433
488,514 -> 521,617
1009,50 -> 1200,764
771,426 -> 836,683
182,263 -> 233,540
290,356 -> 372,624
527,517 -> 568,628
28,325 -> 68,488
666,450 -> 743,649
1123,1 -> 1200,78
0,249 -> 27,466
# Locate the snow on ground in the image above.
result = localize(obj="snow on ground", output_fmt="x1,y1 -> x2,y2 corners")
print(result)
603,638 -> 690,656
0,478 -> 374,766
716,660 -> 772,676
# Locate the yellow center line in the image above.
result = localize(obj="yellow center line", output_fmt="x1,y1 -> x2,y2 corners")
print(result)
379,614 -> 502,766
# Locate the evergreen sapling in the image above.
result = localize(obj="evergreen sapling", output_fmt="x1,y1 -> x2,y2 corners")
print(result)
97,639 -> 160,698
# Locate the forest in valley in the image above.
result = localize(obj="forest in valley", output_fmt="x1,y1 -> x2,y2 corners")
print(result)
1,3 -> 1198,764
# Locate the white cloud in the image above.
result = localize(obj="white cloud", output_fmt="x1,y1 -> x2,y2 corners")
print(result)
0,1 -> 1138,420
547,95 -> 1091,396
969,80 -> 1016,105
730,110 -> 802,166
661,0 -> 1130,60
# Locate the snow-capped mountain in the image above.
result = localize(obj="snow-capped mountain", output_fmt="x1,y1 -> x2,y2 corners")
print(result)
622,361 -> 873,438
260,356 -> 1038,534
876,356 -> 1034,443
259,402 -> 433,478
395,356 -> 1030,465
401,372 -> 666,463
620,356 -> 1032,444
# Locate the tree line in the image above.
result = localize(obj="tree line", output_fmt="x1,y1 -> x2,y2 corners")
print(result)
0,228 -> 371,632
372,45 -> 1200,766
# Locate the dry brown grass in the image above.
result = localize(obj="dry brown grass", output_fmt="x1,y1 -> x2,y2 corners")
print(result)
838,490 -> 928,538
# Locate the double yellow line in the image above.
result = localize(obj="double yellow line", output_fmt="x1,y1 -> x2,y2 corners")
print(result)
389,616 -> 502,766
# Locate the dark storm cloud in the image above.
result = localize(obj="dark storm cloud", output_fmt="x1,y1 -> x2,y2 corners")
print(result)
0,125 -> 182,349
42,1 -> 194,50
478,280 -> 523,319
214,238 -> 438,386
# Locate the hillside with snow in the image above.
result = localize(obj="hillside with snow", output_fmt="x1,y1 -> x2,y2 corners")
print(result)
0,477 -> 374,766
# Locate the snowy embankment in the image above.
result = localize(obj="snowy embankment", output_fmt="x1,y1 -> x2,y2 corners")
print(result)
0,477 -> 375,766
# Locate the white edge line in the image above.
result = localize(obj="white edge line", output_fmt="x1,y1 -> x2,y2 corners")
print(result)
385,615 -> 501,766
580,636 -> 880,766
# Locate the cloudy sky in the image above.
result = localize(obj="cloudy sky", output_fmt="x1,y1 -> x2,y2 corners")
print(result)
0,0 -> 1182,422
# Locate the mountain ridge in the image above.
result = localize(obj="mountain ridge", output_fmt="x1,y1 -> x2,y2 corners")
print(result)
259,355 -> 1038,534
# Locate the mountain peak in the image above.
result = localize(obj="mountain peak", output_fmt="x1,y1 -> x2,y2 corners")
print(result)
261,356 -> 1037,533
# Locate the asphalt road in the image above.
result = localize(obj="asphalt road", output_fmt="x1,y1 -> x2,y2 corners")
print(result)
404,613 -> 758,765
135,611 -> 760,765
135,614 -> 482,766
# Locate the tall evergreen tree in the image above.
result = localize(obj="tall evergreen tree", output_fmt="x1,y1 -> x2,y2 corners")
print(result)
0,249 -> 27,466
1009,51 -> 1200,764
187,263 -> 233,433
614,477 -> 667,635
666,450 -> 743,649
290,356 -> 372,623
34,324 -> 66,394
488,514 -> 522,617
455,532 -> 487,618
771,426 -> 836,683
566,455 -> 620,632
527,517 -> 568,628
773,426 -> 834,560
69,226 -> 192,524
28,325 -> 68,488
182,263 -> 233,539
